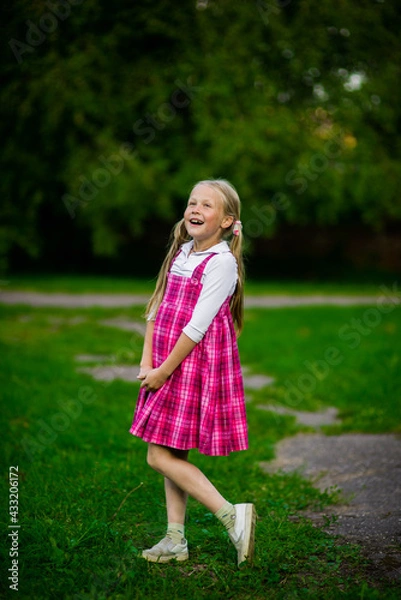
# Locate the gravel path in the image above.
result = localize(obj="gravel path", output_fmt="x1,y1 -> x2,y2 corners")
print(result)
0,291 -> 150,308
261,433 -> 401,581
0,290 -> 398,308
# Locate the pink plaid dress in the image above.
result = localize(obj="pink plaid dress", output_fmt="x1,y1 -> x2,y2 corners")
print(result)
129,253 -> 248,456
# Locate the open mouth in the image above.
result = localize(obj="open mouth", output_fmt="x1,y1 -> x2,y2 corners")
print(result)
189,218 -> 204,225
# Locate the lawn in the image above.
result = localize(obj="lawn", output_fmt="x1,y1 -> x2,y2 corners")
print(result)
1,285 -> 400,599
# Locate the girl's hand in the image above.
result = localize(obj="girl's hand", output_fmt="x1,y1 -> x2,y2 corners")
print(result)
140,367 -> 169,392
137,365 -> 153,380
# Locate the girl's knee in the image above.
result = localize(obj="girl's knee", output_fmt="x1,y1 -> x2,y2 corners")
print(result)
147,444 -> 188,473
147,444 -> 165,472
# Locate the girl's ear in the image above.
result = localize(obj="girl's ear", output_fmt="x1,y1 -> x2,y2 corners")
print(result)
221,215 -> 234,230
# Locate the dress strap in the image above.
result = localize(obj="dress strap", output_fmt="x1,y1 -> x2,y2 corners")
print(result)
191,253 -> 217,284
168,249 -> 183,273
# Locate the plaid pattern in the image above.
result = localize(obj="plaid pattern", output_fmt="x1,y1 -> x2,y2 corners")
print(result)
130,253 -> 248,456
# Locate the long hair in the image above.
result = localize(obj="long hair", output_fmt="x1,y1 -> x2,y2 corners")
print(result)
145,179 -> 245,333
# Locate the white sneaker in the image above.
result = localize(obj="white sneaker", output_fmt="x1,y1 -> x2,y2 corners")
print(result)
141,536 -> 189,563
228,503 -> 256,566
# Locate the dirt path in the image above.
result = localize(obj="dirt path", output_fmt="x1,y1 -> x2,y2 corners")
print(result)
0,290 -> 396,308
262,433 -> 401,581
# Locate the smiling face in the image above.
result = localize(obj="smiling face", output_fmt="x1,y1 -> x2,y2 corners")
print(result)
184,184 -> 234,250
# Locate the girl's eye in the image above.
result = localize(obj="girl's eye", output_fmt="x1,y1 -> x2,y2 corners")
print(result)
204,203 -> 211,208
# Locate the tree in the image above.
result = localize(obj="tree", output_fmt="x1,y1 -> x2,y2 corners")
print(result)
1,0 -> 400,274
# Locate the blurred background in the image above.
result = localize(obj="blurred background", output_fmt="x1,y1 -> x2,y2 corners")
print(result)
2,0 -> 401,282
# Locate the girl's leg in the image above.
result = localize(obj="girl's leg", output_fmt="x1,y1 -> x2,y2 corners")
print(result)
164,449 -> 189,524
142,446 -> 202,563
147,443 -> 226,513
144,443 -> 256,566
164,476 -> 188,523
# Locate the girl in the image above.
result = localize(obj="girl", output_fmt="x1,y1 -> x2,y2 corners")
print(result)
129,179 -> 255,566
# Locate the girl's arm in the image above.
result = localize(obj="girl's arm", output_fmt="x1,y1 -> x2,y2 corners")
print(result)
140,332 -> 196,391
183,252 -> 237,343
137,320 -> 155,380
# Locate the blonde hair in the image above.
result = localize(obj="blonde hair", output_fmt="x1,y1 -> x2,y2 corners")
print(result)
146,178 -> 245,333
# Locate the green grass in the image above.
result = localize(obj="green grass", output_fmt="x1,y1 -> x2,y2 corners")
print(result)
2,273 -> 397,296
240,306 -> 401,433
0,275 -> 156,294
1,294 -> 400,599
244,280 -> 396,296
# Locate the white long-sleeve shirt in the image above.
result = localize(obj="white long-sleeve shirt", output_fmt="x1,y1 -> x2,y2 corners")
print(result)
151,240 -> 238,343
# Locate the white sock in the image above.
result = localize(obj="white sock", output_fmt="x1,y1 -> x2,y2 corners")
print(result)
166,522 -> 185,544
214,501 -> 236,531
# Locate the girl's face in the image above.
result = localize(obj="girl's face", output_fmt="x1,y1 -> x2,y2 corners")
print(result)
184,184 -> 233,248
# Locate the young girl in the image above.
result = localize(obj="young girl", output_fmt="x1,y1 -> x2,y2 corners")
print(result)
129,179 -> 255,566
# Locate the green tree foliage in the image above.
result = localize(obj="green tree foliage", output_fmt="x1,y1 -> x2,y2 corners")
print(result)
1,0 -> 400,272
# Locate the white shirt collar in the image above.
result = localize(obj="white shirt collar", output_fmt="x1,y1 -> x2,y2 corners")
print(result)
181,240 -> 230,256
